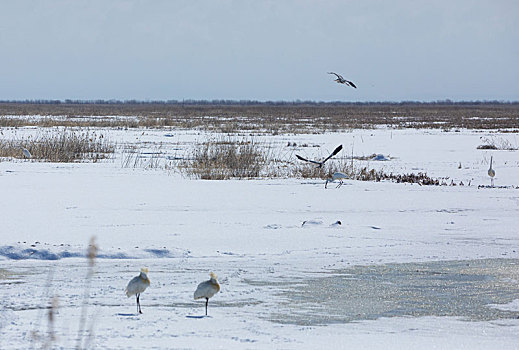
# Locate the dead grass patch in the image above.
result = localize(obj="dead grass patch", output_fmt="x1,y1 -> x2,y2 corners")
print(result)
179,138 -> 265,179
0,129 -> 114,162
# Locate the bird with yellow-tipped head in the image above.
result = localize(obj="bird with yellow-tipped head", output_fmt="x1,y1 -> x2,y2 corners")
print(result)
125,268 -> 150,314
194,272 -> 220,316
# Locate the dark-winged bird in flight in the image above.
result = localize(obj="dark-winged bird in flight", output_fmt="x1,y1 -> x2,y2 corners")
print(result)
328,72 -> 357,88
296,145 -> 343,168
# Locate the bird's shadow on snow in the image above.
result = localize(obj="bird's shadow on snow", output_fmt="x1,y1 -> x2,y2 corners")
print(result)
186,315 -> 212,319
117,313 -> 141,317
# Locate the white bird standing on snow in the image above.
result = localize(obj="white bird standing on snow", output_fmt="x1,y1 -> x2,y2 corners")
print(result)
325,172 -> 349,188
488,156 -> 495,187
194,272 -> 220,316
125,268 -> 150,314
22,147 -> 31,158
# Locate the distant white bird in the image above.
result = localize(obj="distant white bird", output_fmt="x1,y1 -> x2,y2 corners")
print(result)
325,172 -> 349,188
22,147 -> 31,158
125,268 -> 150,314
296,145 -> 343,168
194,272 -> 220,316
488,156 -> 495,187
328,72 -> 357,88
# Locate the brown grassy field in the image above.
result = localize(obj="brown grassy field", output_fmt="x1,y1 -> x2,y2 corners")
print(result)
1,102 -> 516,181
0,103 -> 518,132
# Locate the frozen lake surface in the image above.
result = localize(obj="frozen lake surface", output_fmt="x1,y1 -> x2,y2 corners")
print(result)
269,258 -> 519,325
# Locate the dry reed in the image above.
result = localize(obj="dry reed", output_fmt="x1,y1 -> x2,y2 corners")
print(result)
0,129 -> 114,162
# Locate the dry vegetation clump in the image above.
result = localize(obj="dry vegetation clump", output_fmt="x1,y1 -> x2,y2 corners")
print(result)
0,129 -> 114,162
354,168 -> 441,185
293,165 -> 330,179
476,144 -> 498,150
179,138 -> 265,179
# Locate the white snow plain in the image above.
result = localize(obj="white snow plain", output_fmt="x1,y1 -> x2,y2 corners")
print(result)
1,127 -> 519,349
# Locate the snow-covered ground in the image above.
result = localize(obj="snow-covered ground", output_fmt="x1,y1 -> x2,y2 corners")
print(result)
1,126 -> 519,349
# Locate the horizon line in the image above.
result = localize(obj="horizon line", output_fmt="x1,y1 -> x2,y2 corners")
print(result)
1,99 -> 518,105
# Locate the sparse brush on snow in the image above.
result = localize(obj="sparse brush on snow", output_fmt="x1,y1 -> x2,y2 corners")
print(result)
28,238 -> 99,349
477,136 -> 518,150
30,268 -> 58,349
76,237 -> 98,350
121,144 -> 174,170
0,129 -> 114,162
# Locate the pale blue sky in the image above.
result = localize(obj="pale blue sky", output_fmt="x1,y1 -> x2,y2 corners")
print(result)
0,0 -> 517,101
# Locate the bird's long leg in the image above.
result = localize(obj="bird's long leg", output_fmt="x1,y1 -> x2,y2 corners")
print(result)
336,180 -> 343,188
205,298 -> 208,316
137,293 -> 141,314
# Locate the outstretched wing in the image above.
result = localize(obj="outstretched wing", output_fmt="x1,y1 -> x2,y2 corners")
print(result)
322,145 -> 343,164
296,154 -> 322,166
327,72 -> 343,80
296,154 -> 309,162
346,80 -> 357,88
